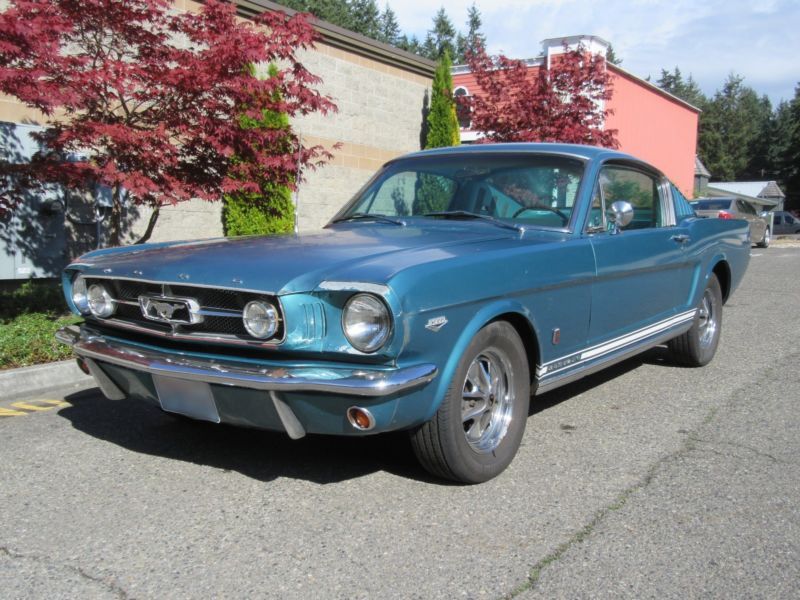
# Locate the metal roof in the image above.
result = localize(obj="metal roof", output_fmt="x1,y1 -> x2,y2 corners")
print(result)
708,181 -> 785,199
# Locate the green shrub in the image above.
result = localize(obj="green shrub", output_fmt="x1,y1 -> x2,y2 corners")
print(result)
0,279 -> 67,320
0,312 -> 81,369
223,63 -> 295,237
223,184 -> 294,236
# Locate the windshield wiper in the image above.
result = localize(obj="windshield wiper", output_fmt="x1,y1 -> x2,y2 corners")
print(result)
331,212 -> 406,226
423,210 -> 524,233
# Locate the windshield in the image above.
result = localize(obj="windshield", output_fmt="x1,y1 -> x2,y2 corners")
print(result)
692,199 -> 733,211
334,154 -> 585,229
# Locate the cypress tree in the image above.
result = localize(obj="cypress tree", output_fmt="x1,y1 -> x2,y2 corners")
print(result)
223,64 -> 295,236
414,51 -> 460,215
425,50 -> 460,149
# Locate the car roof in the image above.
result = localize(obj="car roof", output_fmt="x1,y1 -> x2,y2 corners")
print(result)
398,142 -> 639,163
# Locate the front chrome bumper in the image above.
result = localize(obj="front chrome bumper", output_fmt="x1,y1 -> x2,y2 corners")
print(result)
55,325 -> 437,398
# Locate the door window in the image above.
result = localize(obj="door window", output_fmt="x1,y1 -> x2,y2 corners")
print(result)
590,166 -> 664,231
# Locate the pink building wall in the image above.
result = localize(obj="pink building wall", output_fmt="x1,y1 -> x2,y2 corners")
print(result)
605,65 -> 699,197
453,45 -> 700,197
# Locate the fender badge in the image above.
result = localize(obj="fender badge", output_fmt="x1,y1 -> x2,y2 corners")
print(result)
425,316 -> 448,332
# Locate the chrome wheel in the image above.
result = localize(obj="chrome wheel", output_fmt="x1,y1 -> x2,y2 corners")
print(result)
697,288 -> 718,349
461,348 -> 515,453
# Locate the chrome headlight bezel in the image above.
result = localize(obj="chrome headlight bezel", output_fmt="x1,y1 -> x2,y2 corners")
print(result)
71,274 -> 90,315
342,293 -> 392,353
242,300 -> 279,340
87,283 -> 115,318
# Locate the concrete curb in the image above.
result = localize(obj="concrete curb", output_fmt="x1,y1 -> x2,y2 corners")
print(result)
0,359 -> 93,400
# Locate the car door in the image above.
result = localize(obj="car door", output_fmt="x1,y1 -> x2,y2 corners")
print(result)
586,163 -> 695,346
736,200 -> 765,242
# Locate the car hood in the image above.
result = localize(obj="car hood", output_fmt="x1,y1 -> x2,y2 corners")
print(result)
74,223 -> 524,294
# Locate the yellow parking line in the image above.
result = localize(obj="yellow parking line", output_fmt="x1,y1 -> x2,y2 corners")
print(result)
0,407 -> 28,417
10,402 -> 54,412
39,399 -> 71,407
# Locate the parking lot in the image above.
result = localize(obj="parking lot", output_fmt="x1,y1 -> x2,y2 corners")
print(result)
1,245 -> 798,599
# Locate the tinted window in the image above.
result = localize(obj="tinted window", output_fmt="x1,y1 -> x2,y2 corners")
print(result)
694,199 -> 733,211
340,154 -> 585,229
594,166 -> 662,230
786,215 -> 796,224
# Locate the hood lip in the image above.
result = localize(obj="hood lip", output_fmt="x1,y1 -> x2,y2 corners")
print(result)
63,271 -> 281,297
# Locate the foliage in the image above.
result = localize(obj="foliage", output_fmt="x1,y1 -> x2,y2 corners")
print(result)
0,279 -> 66,320
0,312 -> 81,369
656,67 -> 706,108
422,8 -> 457,60
783,85 -> 800,208
425,51 -> 460,149
223,64 -> 295,237
605,44 -> 622,66
378,6 -> 401,46
279,0 -> 354,28
0,0 -> 336,246
465,42 -> 618,147
698,75 -> 772,181
455,3 -> 485,64
412,174 -> 454,215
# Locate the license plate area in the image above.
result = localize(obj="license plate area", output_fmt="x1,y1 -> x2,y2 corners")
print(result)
153,375 -> 220,423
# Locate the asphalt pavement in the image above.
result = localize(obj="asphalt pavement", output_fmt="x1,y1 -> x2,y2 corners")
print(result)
1,245 -> 798,599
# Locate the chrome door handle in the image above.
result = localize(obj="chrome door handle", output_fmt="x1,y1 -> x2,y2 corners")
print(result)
671,234 -> 690,244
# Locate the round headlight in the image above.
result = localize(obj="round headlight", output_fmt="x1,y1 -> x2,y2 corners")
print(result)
243,300 -> 279,339
87,283 -> 115,318
72,274 -> 89,314
342,293 -> 391,353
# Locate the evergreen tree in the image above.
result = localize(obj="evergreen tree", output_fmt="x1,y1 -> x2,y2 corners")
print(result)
698,74 -> 769,181
425,50 -> 460,148
605,44 -> 622,66
398,34 -> 423,55
378,5 -> 401,45
422,8 -> 457,60
782,85 -> 800,208
224,64 -> 295,236
656,67 -> 706,108
277,0 -> 354,31
415,50 -> 459,214
349,0 -> 381,39
456,3 -> 486,63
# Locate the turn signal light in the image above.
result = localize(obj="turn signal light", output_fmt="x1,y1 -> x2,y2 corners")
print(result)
346,406 -> 375,431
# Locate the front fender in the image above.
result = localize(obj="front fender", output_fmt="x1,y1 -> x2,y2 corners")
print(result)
412,299 -> 539,424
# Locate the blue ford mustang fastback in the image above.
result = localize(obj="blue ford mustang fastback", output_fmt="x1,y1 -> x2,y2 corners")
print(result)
57,143 -> 750,483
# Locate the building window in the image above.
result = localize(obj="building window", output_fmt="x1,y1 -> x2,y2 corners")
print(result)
454,87 -> 471,129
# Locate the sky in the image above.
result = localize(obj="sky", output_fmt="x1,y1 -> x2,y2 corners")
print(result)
390,0 -> 799,106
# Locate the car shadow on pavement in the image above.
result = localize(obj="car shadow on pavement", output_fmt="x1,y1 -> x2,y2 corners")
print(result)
58,388 -> 429,485
58,348 -> 669,486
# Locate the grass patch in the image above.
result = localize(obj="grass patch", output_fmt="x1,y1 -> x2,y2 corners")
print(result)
0,312 -> 81,369
0,279 -> 79,369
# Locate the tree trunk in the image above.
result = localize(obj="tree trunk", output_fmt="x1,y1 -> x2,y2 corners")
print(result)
134,203 -> 160,244
109,184 -> 122,247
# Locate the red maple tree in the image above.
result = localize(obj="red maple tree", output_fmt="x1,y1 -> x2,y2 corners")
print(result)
0,0 -> 337,245
464,42 -> 618,147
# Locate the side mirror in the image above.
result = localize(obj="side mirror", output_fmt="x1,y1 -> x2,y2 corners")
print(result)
606,200 -> 633,234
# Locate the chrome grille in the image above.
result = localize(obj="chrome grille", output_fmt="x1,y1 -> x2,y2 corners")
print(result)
84,278 -> 283,345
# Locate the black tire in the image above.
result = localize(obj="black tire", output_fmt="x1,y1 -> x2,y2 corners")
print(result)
757,227 -> 770,248
410,321 -> 530,484
668,274 -> 722,367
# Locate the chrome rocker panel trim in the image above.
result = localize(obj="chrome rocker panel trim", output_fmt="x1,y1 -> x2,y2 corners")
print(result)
56,325 -> 437,398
